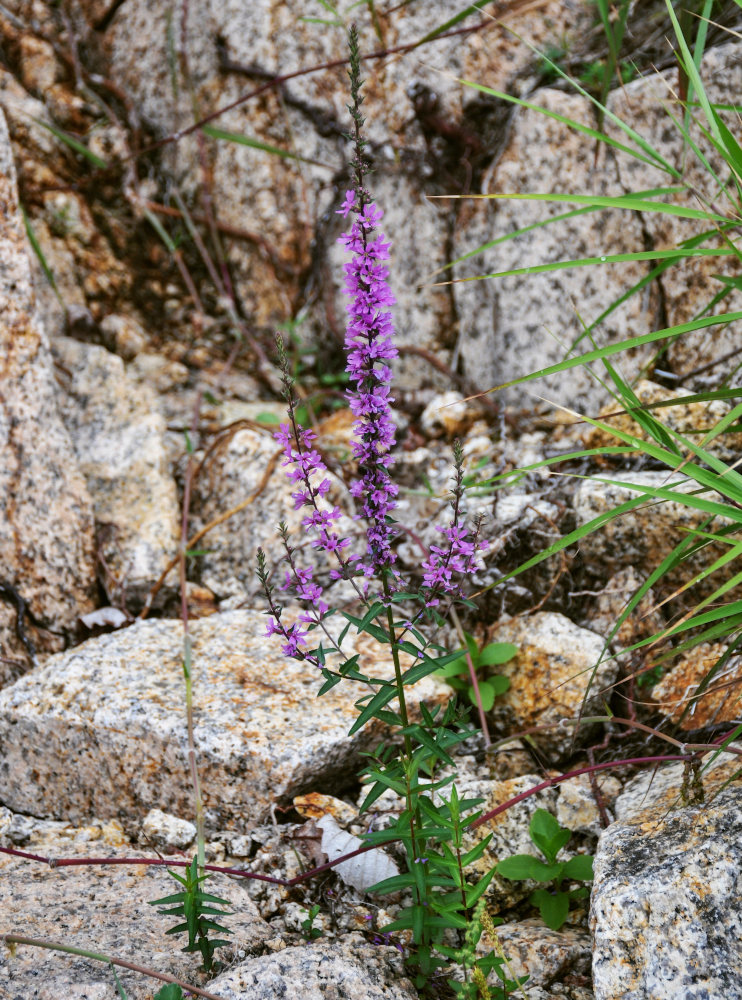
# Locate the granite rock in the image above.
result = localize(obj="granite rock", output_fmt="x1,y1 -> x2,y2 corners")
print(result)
590,786 -> 742,1000
492,918 -> 591,990
101,0 -> 590,389
52,337 -> 181,608
572,472 -> 732,600
452,86 -> 656,410
205,934 -> 417,1000
584,379 -> 742,464
606,43 -> 742,388
487,613 -> 617,754
140,808 -> 197,853
614,752 -> 742,826
0,826 -> 271,1000
0,107 -> 96,677
650,642 -> 742,731
556,772 -> 621,837
0,610 -> 445,834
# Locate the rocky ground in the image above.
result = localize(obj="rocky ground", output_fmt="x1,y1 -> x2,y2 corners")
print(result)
1,2 -> 742,998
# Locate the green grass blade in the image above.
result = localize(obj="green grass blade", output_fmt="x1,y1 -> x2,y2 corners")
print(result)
664,0 -> 720,146
21,205 -> 63,304
486,310 -> 742,394
435,191 -> 728,224
451,79 -> 678,174
471,32 -> 680,177
432,245 -> 735,288
202,125 -> 333,169
32,118 -> 107,170
416,0 -> 492,43
429,187 -> 684,279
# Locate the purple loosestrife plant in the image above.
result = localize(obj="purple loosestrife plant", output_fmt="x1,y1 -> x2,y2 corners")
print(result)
338,191 -> 399,579
257,25 -> 506,998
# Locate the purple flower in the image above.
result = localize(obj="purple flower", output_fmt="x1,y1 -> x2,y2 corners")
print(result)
338,200 -> 399,576
421,523 -> 487,596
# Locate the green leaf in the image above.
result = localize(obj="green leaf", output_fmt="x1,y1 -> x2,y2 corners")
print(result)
468,680 -> 495,711
477,642 -> 518,666
530,809 -> 570,864
349,682 -> 398,735
530,889 -> 570,931
435,656 -> 469,678
154,985 -> 183,1000
562,855 -> 595,881
496,855 -> 563,881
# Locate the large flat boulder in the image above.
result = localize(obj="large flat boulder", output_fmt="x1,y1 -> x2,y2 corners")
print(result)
0,610 -> 444,834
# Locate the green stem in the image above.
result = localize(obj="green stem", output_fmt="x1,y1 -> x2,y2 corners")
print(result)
3,935 -> 223,1000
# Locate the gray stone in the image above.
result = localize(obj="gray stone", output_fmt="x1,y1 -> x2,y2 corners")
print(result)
492,918 -> 591,989
140,808 -> 197,852
0,610 -> 445,834
0,107 -> 96,678
487,613 -> 617,754
590,786 -> 742,1000
606,43 -> 742,387
101,0 -> 589,381
52,337 -> 181,608
100,313 -> 148,361
205,934 -> 417,1000
556,772 -> 621,837
614,752 -> 742,826
452,87 -> 656,411
0,825 -> 271,1000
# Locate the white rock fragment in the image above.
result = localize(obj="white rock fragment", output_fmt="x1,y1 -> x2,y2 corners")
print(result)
317,814 -> 398,893
141,808 -> 197,852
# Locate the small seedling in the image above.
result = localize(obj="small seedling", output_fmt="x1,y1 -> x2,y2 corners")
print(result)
148,857 -> 232,973
300,903 -> 324,940
435,632 -> 515,711
496,809 -> 594,931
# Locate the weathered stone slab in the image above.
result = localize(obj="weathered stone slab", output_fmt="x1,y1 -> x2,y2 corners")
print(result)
206,934 -> 416,1000
52,337 -> 181,608
488,613 -> 617,754
591,786 -> 742,1000
0,824 -> 271,1000
0,106 -> 96,678
0,610 -> 444,834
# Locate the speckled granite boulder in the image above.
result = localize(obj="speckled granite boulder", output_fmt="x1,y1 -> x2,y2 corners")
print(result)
52,337 -> 180,608
607,43 -> 742,387
487,613 -> 617,754
0,610 -> 445,834
650,642 -> 742,731
590,786 -> 742,1000
0,824 -> 271,1000
0,108 -> 95,677
492,918 -> 591,991
205,934 -> 416,1000
453,85 -> 655,410
614,752 -> 742,826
